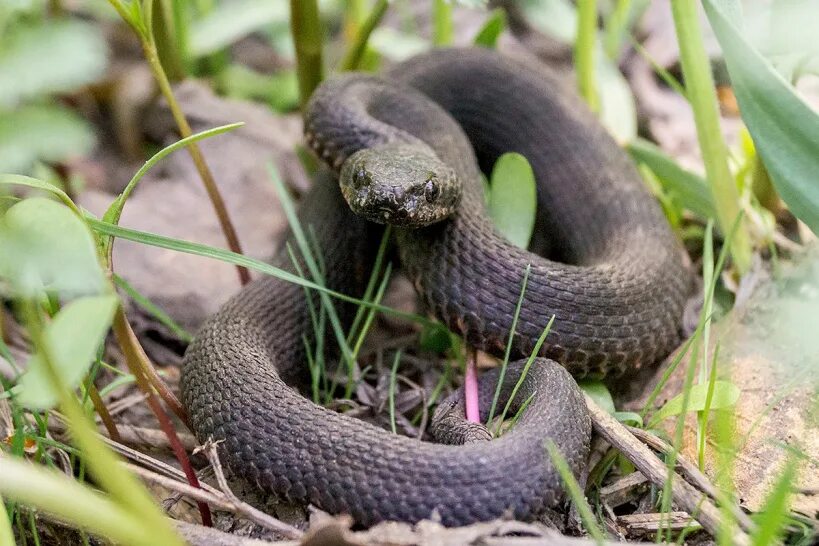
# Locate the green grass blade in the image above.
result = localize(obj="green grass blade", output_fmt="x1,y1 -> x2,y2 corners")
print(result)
432,0 -> 453,46
575,0 -> 599,112
670,0 -> 751,273
85,216 -> 433,326
113,274 -> 193,342
339,0 -> 388,70
0,457 -> 159,546
750,455 -> 799,546
545,439 -> 607,543
486,264 -> 531,425
388,350 -> 401,434
495,315 -> 555,435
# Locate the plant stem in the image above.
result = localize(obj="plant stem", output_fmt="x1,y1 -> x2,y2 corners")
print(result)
339,0 -> 389,71
463,350 -> 480,423
111,310 -> 212,526
290,0 -> 324,109
141,39 -> 250,285
575,0 -> 599,112
670,0 -> 752,273
86,382 -> 121,443
432,0 -> 453,46
112,309 -> 188,426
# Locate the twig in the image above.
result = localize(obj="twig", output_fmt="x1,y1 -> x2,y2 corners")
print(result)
112,309 -> 212,525
198,440 -> 242,506
174,521 -> 293,546
125,463 -> 304,540
86,381 -> 121,443
626,425 -> 756,535
584,394 -> 752,546
51,419 -> 197,452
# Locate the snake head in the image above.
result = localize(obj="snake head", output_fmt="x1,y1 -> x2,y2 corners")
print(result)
339,144 -> 461,227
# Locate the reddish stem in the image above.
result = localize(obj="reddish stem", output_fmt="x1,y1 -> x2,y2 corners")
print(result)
464,350 -> 480,423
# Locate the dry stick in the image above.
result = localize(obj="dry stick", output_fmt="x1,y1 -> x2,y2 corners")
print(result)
49,415 -> 196,452
199,441 -> 244,506
174,521 -> 292,546
626,425 -> 757,535
141,39 -> 250,286
583,394 -> 751,546
126,463 -> 304,540
112,310 -> 212,526
86,381 -> 121,443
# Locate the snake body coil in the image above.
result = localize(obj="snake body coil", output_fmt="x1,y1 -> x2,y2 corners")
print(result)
181,49 -> 692,527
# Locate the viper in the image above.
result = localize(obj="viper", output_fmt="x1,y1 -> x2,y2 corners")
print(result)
181,48 -> 692,527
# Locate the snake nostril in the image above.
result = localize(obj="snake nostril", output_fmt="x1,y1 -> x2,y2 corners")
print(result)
424,179 -> 440,203
354,168 -> 369,189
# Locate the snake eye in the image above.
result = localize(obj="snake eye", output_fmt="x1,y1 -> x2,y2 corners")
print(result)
424,179 -> 440,203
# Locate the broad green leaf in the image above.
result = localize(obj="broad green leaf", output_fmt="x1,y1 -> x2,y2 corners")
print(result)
0,198 -> 105,297
488,152 -> 536,249
628,138 -> 716,221
473,8 -> 506,48
649,380 -> 740,428
0,103 -> 96,174
17,295 -> 118,409
0,20 -> 108,107
189,0 -> 288,57
703,0 -> 819,234
579,380 -> 615,415
419,322 -> 452,353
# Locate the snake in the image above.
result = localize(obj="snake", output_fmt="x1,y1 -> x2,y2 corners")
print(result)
181,48 -> 692,528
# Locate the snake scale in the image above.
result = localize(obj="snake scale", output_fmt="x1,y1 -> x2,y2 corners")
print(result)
181,48 -> 692,527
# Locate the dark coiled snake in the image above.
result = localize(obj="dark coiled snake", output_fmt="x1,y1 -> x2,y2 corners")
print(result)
181,48 -> 692,527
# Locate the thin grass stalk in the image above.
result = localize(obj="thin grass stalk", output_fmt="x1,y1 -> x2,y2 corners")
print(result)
85,382 -> 121,443
151,0 -> 185,81
603,0 -> 632,59
670,0 -> 751,273
545,439 -> 607,542
346,226 -> 392,345
291,0 -> 324,109
88,217 -> 436,327
112,310 -> 187,426
388,351 -> 401,434
141,39 -> 250,285
432,0 -> 453,46
340,0 -> 389,71
111,310 -> 213,526
575,0 -> 599,112
486,265 -> 531,425
495,316 -> 554,435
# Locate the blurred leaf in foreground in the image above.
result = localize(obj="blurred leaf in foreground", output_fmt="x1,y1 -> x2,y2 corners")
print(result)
0,19 -> 107,108
0,197 -> 105,297
17,295 -> 118,410
0,103 -> 95,174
